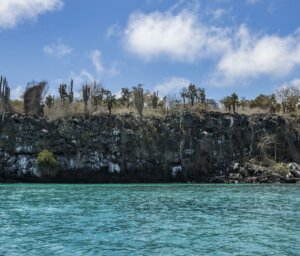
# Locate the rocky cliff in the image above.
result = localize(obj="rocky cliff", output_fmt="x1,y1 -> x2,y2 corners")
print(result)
0,111 -> 300,183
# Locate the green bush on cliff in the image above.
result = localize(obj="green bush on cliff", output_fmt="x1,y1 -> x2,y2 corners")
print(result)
36,150 -> 59,177
273,163 -> 289,177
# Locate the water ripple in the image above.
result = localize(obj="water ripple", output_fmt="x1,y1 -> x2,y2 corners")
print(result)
0,184 -> 300,255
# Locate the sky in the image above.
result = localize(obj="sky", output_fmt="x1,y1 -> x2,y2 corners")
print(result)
1,0 -> 300,101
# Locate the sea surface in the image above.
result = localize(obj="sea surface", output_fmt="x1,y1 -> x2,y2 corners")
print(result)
0,184 -> 299,256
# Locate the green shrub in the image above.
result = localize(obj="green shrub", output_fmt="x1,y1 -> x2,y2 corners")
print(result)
273,163 -> 290,177
36,150 -> 59,177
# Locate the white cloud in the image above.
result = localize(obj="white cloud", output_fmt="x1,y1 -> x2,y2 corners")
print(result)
10,85 -> 24,99
43,41 -> 73,58
124,5 -> 300,86
279,78 -> 300,90
216,25 -> 300,81
154,77 -> 190,96
0,0 -> 63,29
89,49 -> 120,76
124,9 -> 231,62
125,11 -> 205,61
90,50 -> 105,74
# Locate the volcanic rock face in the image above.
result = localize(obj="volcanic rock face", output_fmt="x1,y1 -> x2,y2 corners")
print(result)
0,112 -> 299,182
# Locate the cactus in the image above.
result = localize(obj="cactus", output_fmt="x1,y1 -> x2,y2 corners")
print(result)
152,91 -> 159,109
58,83 -> 67,107
46,95 -> 55,109
82,84 -> 91,114
104,90 -> 116,127
0,76 -> 10,109
133,84 -> 144,120
59,79 -> 74,106
68,79 -> 74,104
198,88 -> 206,111
0,76 -> 10,120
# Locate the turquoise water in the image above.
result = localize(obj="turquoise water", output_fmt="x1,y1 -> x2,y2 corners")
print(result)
0,184 -> 299,256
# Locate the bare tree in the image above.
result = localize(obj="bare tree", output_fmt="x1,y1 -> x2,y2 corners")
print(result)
120,87 -> 130,107
276,86 -> 300,113
187,83 -> 197,106
91,81 -> 105,111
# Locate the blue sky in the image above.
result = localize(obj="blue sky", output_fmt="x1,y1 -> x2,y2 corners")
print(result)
1,0 -> 300,101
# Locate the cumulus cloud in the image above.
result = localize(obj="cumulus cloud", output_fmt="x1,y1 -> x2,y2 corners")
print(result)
124,5 -> 300,85
124,9 -> 231,62
216,25 -> 300,81
154,77 -> 190,96
43,41 -> 73,58
125,11 -> 211,61
0,0 -> 63,29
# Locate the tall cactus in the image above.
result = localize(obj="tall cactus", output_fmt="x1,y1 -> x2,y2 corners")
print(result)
133,84 -> 144,120
0,76 -> 10,118
152,91 -> 159,109
58,83 -> 67,107
59,79 -> 74,106
46,95 -> 55,109
82,84 -> 91,114
104,90 -> 116,128
68,79 -> 74,104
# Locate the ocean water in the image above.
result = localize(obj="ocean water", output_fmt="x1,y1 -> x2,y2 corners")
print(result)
0,184 -> 299,256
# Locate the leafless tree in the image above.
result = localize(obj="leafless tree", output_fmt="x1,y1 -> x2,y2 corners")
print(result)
276,86 -> 300,113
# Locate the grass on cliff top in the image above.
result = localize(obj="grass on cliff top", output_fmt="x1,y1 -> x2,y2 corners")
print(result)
7,99 -> 300,121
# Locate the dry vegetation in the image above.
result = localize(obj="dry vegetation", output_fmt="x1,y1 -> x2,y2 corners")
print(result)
1,75 -> 300,121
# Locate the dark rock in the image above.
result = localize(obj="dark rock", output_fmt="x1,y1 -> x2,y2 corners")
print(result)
0,112 -> 299,183
291,170 -> 300,178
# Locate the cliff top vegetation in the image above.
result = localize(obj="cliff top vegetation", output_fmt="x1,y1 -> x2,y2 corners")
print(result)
1,75 -> 300,122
